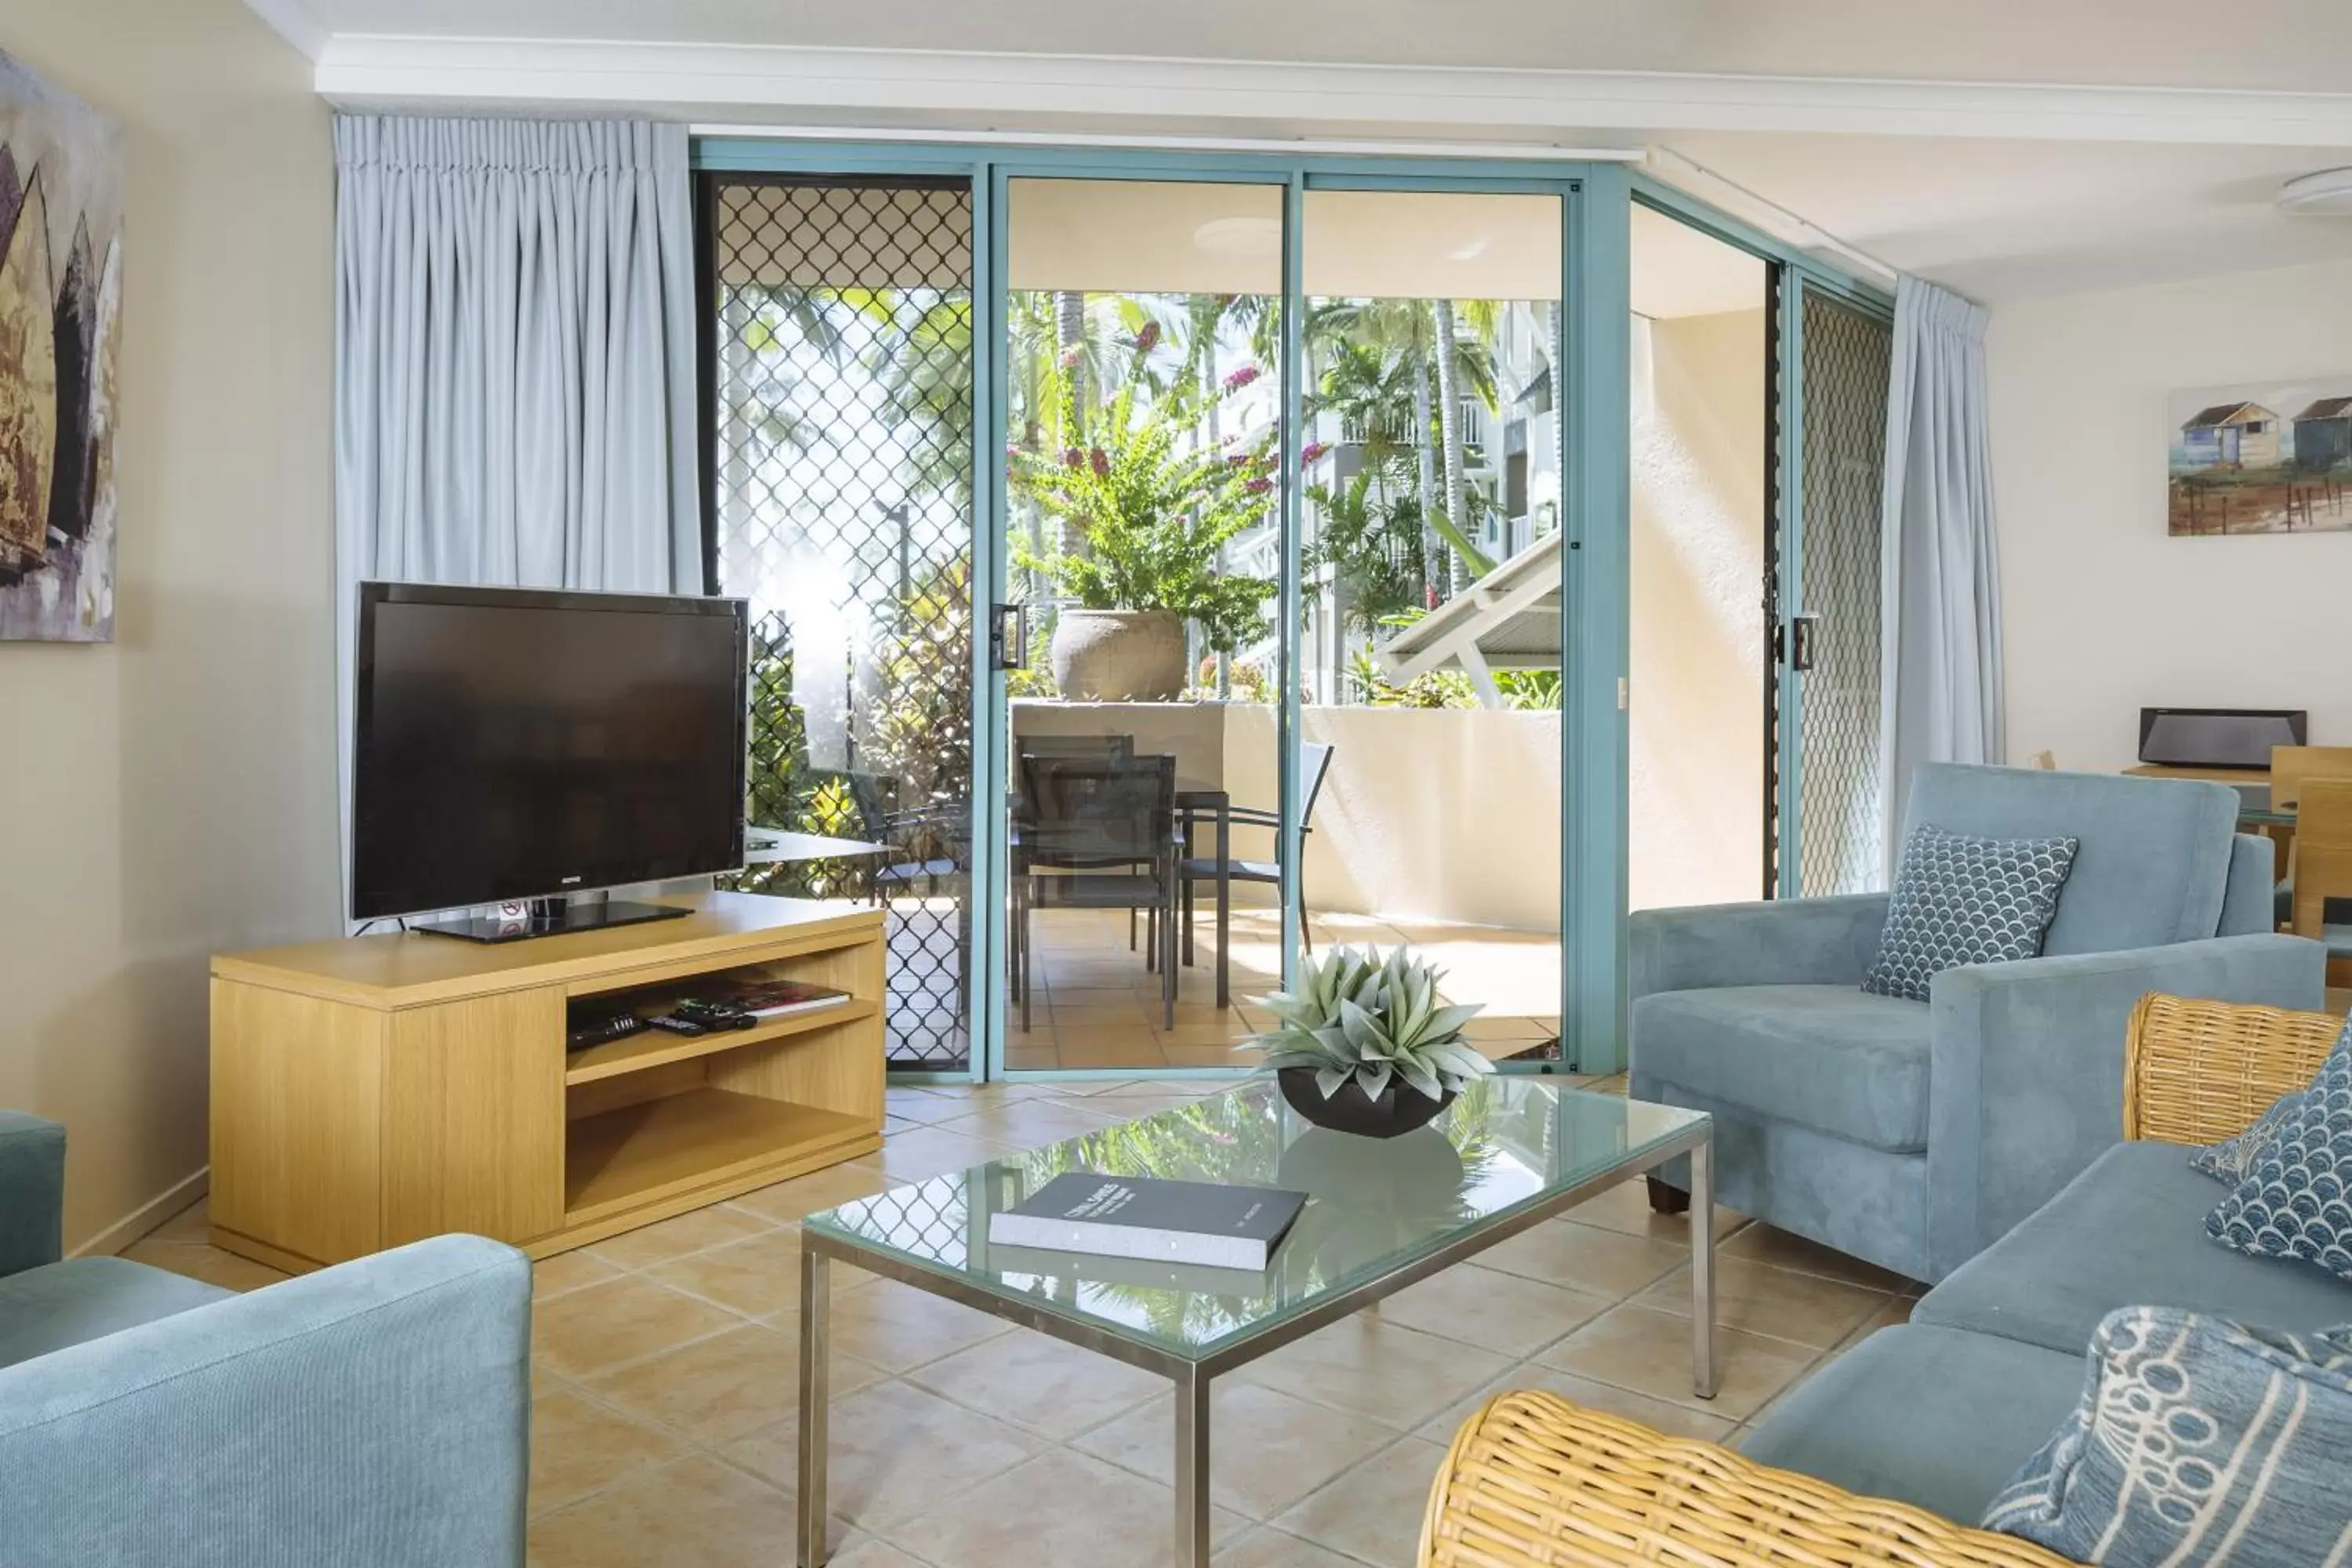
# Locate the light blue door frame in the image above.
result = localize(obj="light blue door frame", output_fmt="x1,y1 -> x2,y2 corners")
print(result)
693,137 -> 1886,1086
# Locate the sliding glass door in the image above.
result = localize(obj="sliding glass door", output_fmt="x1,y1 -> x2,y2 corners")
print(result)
993,174 -> 1290,1074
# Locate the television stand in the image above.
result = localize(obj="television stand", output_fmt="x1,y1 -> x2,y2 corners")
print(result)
207,891 -> 886,1271
413,896 -> 690,944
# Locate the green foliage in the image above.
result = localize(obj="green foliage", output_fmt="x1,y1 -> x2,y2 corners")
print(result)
1007,355 -> 1279,654
1305,466 -> 1428,636
1247,946 -> 1495,1102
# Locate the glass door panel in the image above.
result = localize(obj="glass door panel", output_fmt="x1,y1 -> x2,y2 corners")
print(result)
998,176 -> 1287,1074
1625,202 -> 1771,913
1298,187 -> 1566,1067
705,175 -> 978,1073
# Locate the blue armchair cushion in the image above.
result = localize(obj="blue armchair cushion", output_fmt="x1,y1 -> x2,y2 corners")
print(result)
1915,1142 -> 2352,1356
0,1258 -> 230,1370
2206,1025 -> 2352,1283
1902,764 -> 2238,957
1863,823 -> 2078,1003
1631,984 -> 1933,1152
1984,1306 -> 2352,1563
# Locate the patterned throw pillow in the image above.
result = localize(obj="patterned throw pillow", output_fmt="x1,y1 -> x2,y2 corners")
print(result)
1984,1306 -> 2352,1564
1861,824 -> 2080,1003
2189,1015 -> 2352,1185
2205,1032 -> 2352,1282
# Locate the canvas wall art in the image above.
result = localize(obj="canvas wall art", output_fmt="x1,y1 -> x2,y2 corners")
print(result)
0,49 -> 120,641
2169,376 -> 2352,537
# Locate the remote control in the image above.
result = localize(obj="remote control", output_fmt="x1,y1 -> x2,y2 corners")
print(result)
649,1013 -> 708,1036
565,1011 -> 646,1051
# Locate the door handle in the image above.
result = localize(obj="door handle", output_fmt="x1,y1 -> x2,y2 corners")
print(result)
989,603 -> 1031,671
1789,614 -> 1820,673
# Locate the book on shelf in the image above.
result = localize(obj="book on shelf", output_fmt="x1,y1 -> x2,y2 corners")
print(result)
985,1172 -> 1306,1272
697,975 -> 853,1018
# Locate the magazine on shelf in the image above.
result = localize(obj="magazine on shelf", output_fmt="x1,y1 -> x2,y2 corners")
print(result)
985,1173 -> 1306,1272
701,974 -> 853,1018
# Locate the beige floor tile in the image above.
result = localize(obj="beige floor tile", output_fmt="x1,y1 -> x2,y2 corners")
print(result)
730,1379 -> 1041,1530
1417,1365 -> 1739,1445
829,1279 -> 1018,1372
731,1160 -> 895,1225
583,1203 -> 776,1271
532,1274 -> 744,1379
1562,1177 -> 1748,1244
1719,1223 -> 1917,1291
1634,1258 -> 1892,1348
525,1454 -> 829,1568
527,1385 -> 688,1518
1073,1381 -> 1401,1521
1834,1294 -> 1914,1352
883,1085 -> 975,1123
1269,1439 -> 1448,1568
906,1327 -> 1164,1440
1152,1023 -> 1254,1049
1536,1303 -> 1822,1422
882,1446 -> 1246,1568
828,1541 -> 931,1568
1372,1261 -> 1610,1359
585,1319 -> 884,1444
1159,1046 -> 1259,1071
1005,1044 -> 1062,1070
1055,1028 -> 1172,1068
121,1240 -> 289,1294
644,1226 -> 807,1317
926,1097 -> 1125,1148
1235,1315 -> 1513,1430
1213,1527 -> 1368,1568
1049,1001 -> 1156,1027
1479,1218 -> 1690,1298
873,1126 -> 1010,1183
532,1250 -> 625,1302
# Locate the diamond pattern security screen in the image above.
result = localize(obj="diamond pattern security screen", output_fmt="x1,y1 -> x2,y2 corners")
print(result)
1796,290 -> 1893,897
703,176 -> 977,1069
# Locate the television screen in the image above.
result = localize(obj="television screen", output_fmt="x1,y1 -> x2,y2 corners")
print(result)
352,583 -> 749,921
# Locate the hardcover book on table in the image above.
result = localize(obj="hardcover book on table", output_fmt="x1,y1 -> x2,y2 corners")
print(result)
986,1173 -> 1307,1272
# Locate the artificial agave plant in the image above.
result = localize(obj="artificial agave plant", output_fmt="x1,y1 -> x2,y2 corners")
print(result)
1247,946 -> 1495,1102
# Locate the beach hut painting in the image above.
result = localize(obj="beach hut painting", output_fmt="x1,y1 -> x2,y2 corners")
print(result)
2169,376 -> 2352,536
0,49 -> 120,641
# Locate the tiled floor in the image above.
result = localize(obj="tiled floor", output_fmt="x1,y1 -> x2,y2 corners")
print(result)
1014,906 -> 1565,1073
131,1076 -> 1916,1568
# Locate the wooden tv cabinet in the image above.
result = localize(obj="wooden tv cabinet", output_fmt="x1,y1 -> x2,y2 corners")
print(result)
208,891 -> 886,1273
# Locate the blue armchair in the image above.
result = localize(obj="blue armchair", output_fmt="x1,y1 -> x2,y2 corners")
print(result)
1630,764 -> 2325,1283
0,1111 -> 530,1566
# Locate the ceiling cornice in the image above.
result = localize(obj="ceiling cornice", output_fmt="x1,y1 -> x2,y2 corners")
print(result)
243,0 -> 329,59
306,36 -> 2352,147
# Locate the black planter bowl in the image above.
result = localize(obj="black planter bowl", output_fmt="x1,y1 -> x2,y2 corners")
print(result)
1277,1067 -> 1456,1139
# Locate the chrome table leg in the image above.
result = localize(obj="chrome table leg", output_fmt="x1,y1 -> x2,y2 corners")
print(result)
797,1248 -> 830,1566
1690,1135 -> 1718,1399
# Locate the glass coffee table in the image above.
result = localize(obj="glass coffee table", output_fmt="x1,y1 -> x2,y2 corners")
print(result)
795,1079 -> 1714,1567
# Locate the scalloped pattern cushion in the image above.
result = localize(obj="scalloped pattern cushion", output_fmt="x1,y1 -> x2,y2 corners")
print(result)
2205,1031 -> 2352,1281
1984,1305 -> 2352,1563
1862,824 -> 2080,1004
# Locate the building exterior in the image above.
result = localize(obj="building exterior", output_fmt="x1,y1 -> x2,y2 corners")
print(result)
2292,395 -> 2352,471
2178,400 -> 2282,470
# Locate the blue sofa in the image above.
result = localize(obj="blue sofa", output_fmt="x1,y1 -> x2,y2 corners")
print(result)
1631,764 -> 2324,1283
0,1111 -> 531,1567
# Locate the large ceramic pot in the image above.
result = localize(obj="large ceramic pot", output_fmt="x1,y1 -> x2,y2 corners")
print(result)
1050,608 -> 1186,702
1277,1067 -> 1456,1139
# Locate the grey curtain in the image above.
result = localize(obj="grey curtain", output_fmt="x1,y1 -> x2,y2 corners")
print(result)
331,117 -> 701,913
1878,274 -> 2004,871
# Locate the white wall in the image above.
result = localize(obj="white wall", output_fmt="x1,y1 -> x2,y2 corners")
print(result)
1991,256 -> 2352,771
1629,307 -> 1768,910
0,2 -> 336,1250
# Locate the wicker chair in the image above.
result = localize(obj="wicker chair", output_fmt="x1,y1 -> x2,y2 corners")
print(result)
1421,991 -> 2345,1568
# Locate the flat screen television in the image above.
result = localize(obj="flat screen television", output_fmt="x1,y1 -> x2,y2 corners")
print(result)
352,583 -> 749,941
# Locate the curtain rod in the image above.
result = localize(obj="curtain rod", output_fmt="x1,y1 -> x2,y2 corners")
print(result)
1641,147 -> 1901,287
690,122 -> 1649,163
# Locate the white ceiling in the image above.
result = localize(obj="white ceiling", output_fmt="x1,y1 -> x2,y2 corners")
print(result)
252,0 -> 2352,303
